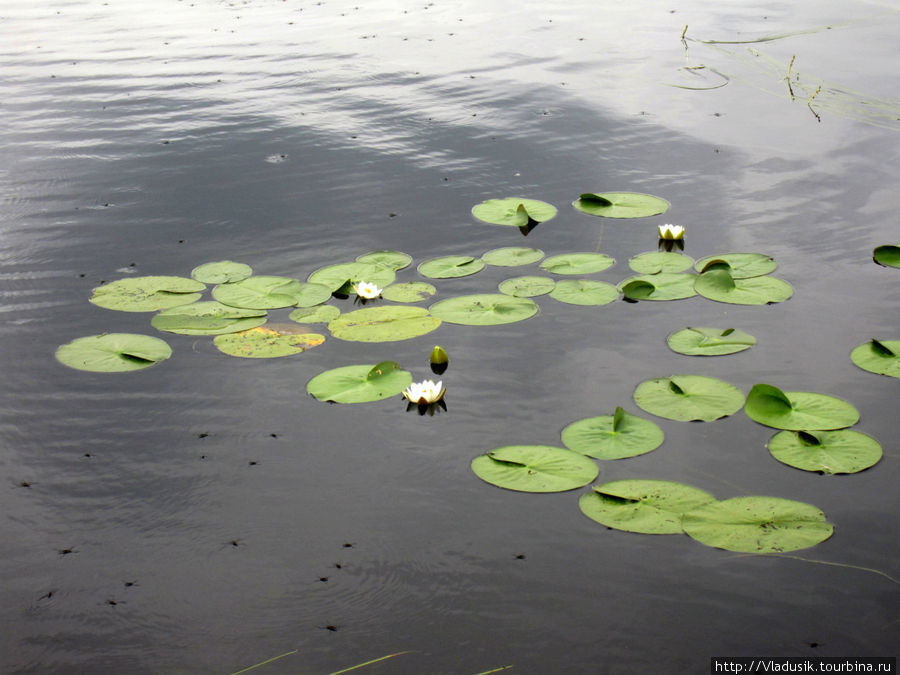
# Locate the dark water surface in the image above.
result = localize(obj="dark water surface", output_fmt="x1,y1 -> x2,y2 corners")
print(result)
2,1 -> 898,673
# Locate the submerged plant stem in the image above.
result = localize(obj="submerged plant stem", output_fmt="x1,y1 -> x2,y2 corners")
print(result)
733,553 -> 899,585
327,651 -> 410,675
230,650 -> 298,675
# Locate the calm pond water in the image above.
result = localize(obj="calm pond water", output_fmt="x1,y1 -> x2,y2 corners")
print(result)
1,0 -> 898,673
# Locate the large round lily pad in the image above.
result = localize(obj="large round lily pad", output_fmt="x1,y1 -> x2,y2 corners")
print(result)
307,361 -> 413,403
151,301 -> 267,335
561,407 -> 664,459
540,253 -> 615,275
417,255 -> 485,279
682,496 -> 834,553
381,282 -> 437,303
307,262 -> 396,292
694,253 -> 777,278
579,480 -> 716,534
328,306 -> 441,342
212,276 -> 306,309
634,375 -> 745,422
191,261 -> 252,284
293,282 -> 333,307
850,339 -> 900,378
549,279 -> 619,306
628,251 -> 694,274
768,429 -> 883,474
471,198 -> 558,226
213,325 -> 325,358
694,269 -> 792,305
744,384 -> 859,430
289,305 -> 341,323
873,244 -> 900,268
572,192 -> 669,218
619,273 -> 697,301
667,327 -> 756,356
498,276 -> 556,298
429,294 -> 538,326
481,246 -> 545,267
89,276 -> 205,312
471,445 -> 598,493
56,333 -> 172,372
355,250 -> 412,271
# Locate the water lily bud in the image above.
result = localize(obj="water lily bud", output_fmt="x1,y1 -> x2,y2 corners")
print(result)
429,345 -> 449,375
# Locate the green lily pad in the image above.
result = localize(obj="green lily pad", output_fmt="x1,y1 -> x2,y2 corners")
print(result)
289,305 -> 341,323
417,255 -> 486,279
56,333 -> 173,372
481,247 -> 545,267
561,407 -> 664,459
381,282 -> 437,303
694,253 -> 777,278
307,361 -> 413,403
89,276 -> 205,312
307,262 -> 396,292
429,294 -> 538,326
191,261 -> 253,284
619,273 -> 697,301
667,327 -> 756,356
768,429 -> 883,474
498,276 -> 556,298
694,268 -> 793,305
850,339 -> 900,378
150,301 -> 267,335
634,375 -> 745,422
572,192 -> 669,218
293,282 -> 333,307
327,306 -> 441,342
873,244 -> 900,268
213,325 -> 325,358
579,480 -> 716,534
628,251 -> 694,274
355,250 -> 412,271
471,445 -> 598,493
540,253 -> 615,275
471,198 -> 558,226
682,496 -> 834,553
549,279 -> 619,306
744,384 -> 859,430
212,276 -> 306,309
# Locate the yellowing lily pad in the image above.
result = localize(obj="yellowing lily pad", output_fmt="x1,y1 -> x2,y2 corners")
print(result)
682,496 -> 834,553
549,279 -> 619,306
481,247 -> 545,267
151,301 -> 267,335
417,255 -> 485,279
89,276 -> 205,312
498,276 -> 556,298
381,282 -> 437,303
307,361 -> 412,403
744,384 -> 859,430
850,339 -> 900,378
572,192 -> 669,218
213,325 -> 324,358
56,333 -> 173,372
579,480 -> 716,534
540,253 -> 615,275
561,407 -> 664,459
634,375 -> 745,422
667,327 -> 756,356
471,445 -> 598,493
768,429 -> 883,474
429,294 -> 538,326
471,198 -> 558,226
327,306 -> 441,342
191,261 -> 253,284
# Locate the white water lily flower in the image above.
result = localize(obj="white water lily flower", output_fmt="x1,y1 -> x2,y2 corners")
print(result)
354,281 -> 382,299
403,379 -> 446,405
658,224 -> 685,240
